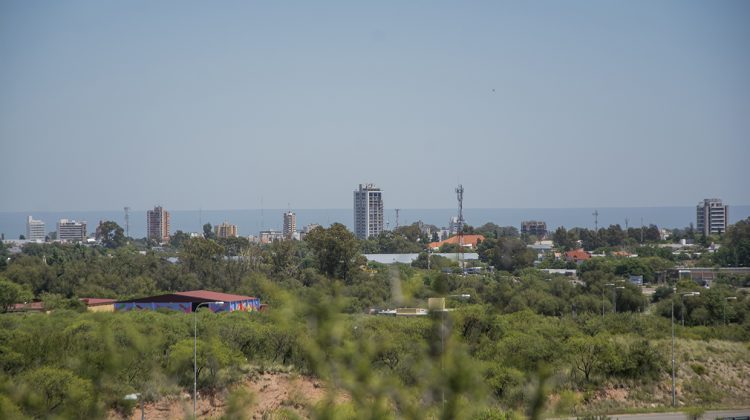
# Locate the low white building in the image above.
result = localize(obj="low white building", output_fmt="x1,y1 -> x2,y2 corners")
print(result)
363,253 -> 479,265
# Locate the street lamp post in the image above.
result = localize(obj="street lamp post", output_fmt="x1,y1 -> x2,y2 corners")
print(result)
672,287 -> 677,407
672,290 -> 700,407
194,301 -> 224,419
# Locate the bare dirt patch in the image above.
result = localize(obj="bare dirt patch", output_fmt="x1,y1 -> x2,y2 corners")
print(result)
111,372 -> 348,419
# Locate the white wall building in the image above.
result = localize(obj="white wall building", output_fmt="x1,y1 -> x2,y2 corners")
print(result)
354,183 -> 384,239
26,215 -> 46,241
697,198 -> 728,236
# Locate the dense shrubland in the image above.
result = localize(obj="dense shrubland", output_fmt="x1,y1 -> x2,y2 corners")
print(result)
0,221 -> 748,418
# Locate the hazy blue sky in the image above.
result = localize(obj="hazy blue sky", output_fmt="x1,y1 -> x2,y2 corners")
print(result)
1,0 -> 748,212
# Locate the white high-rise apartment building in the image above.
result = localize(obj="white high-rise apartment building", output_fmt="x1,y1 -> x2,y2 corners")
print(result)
353,183 -> 384,239
283,211 -> 297,239
26,216 -> 46,241
697,198 -> 728,236
57,219 -> 87,242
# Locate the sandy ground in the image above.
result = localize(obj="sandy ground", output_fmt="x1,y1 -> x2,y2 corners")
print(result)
113,372 -> 347,419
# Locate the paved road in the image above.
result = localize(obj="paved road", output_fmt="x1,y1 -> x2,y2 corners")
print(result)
556,409 -> 750,420
611,410 -> 749,420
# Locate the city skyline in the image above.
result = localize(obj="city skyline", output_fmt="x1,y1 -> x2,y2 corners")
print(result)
1,1 -> 749,212
5,202 -> 750,241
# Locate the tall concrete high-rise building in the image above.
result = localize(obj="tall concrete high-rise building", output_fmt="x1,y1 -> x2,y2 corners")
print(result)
57,219 -> 87,242
283,211 -> 297,239
697,198 -> 728,236
26,215 -> 46,241
214,222 -> 238,239
353,183 -> 384,239
147,206 -> 171,243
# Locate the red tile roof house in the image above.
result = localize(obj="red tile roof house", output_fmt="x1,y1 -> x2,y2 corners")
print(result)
114,290 -> 260,313
564,249 -> 591,264
428,234 -> 486,250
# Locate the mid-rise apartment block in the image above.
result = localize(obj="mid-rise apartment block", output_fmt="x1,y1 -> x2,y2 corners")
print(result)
354,183 -> 384,239
147,206 -> 171,243
214,222 -> 238,239
697,198 -> 728,236
259,230 -> 284,244
283,211 -> 297,239
521,220 -> 548,239
26,215 -> 46,241
57,219 -> 87,242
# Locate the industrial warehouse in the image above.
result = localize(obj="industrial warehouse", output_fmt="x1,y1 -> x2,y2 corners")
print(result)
114,290 -> 261,313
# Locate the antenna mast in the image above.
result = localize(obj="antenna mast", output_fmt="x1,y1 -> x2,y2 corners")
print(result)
592,210 -> 599,231
123,207 -> 130,238
395,209 -> 400,230
456,185 -> 465,270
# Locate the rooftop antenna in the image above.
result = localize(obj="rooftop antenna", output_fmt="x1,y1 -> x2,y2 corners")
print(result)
592,210 -> 599,231
123,207 -> 130,238
395,209 -> 400,229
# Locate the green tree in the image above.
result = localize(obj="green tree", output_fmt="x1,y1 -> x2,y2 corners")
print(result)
217,236 -> 251,256
304,223 -> 361,280
552,227 -> 578,251
167,337 -> 243,390
0,278 -> 33,312
475,223 -> 519,239
478,238 -> 535,272
170,230 -> 191,249
96,220 -> 127,249
203,223 -> 216,240
181,237 -> 225,272
714,217 -> 750,267
17,367 -> 98,418
0,241 -> 9,271
568,335 -> 615,383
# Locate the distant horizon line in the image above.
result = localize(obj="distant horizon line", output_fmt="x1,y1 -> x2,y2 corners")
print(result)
3,204 -> 749,213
